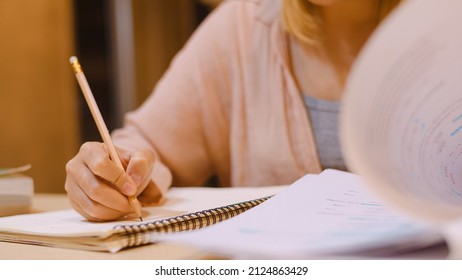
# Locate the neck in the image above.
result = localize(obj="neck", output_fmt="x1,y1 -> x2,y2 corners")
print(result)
301,1 -> 382,86
319,0 -> 381,54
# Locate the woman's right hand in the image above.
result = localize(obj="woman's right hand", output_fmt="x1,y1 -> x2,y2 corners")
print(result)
65,141 -> 163,221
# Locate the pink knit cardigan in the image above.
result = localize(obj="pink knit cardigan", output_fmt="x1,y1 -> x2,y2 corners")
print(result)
113,0 -> 322,195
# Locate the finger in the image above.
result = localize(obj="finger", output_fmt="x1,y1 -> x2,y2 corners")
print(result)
66,179 -> 128,221
80,142 -> 137,196
80,142 -> 124,182
69,197 -> 125,222
125,149 -> 155,194
137,181 -> 164,206
66,160 -> 132,213
69,198 -> 106,222
115,146 -> 132,168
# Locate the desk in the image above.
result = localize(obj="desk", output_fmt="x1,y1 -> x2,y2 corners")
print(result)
0,194 -> 210,260
0,193 -> 450,260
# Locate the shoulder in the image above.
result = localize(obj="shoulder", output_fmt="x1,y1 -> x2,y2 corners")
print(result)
190,0 -> 281,39
173,0 -> 282,70
216,0 -> 281,27
183,0 -> 282,58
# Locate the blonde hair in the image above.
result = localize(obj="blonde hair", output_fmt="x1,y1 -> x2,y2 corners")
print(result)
282,0 -> 402,46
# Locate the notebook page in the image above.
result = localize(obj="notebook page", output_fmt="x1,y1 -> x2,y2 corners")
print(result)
0,186 -> 285,237
163,170 -> 441,258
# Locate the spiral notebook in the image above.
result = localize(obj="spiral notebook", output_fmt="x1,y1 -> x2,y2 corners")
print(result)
0,186 -> 284,252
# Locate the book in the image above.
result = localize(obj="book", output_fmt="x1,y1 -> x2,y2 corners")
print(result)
340,0 -> 462,258
0,165 -> 34,217
0,186 -> 284,252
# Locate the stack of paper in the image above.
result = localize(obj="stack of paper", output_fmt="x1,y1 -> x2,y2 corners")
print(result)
161,170 -> 444,258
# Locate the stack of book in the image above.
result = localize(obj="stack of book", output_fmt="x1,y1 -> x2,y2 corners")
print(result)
0,165 -> 34,217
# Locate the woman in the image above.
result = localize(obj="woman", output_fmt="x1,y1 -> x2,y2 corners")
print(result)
65,0 -> 401,221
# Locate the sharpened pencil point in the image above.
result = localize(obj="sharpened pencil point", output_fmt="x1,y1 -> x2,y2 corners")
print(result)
128,196 -> 143,222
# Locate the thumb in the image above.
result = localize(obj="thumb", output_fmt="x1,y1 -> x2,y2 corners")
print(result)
125,149 -> 156,194
111,167 -> 138,196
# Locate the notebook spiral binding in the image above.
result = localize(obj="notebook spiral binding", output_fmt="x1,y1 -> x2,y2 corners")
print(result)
113,195 -> 272,248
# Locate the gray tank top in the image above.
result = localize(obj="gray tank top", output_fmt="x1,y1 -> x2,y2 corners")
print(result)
303,95 -> 347,171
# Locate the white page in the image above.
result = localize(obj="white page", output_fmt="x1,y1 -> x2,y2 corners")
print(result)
162,170 -> 441,258
341,0 -> 462,222
0,186 -> 285,237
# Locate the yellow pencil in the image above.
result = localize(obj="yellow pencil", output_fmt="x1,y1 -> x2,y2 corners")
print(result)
69,56 -> 143,221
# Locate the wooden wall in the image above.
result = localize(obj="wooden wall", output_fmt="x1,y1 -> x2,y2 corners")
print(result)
0,0 -> 211,193
132,0 -> 198,104
0,0 -> 79,193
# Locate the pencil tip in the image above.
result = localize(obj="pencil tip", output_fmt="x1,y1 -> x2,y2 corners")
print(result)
139,217 -> 143,222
